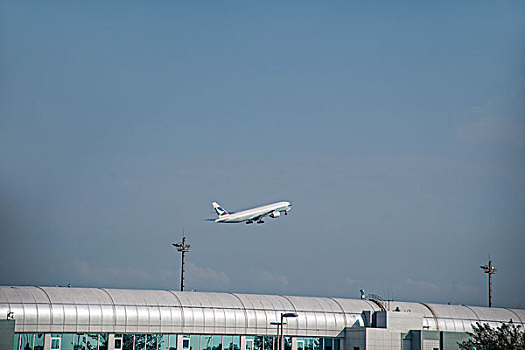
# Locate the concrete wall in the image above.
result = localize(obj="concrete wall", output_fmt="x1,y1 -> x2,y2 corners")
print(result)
0,320 -> 15,350
440,332 -> 470,350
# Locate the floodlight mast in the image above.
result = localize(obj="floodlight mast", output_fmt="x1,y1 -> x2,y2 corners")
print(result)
480,259 -> 497,307
173,236 -> 191,291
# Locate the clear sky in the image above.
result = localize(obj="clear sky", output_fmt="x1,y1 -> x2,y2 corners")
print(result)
1,1 -> 524,308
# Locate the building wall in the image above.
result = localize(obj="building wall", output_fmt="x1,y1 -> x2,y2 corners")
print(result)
439,332 -> 470,350
364,328 -> 402,350
0,320 -> 15,350
11,332 -> 342,350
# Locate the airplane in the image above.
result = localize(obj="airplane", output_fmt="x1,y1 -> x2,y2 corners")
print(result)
210,201 -> 292,224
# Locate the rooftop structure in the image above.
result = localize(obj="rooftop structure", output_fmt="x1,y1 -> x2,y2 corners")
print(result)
1,286 -> 524,350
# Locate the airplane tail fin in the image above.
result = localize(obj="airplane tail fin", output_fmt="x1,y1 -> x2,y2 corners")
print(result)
212,202 -> 229,216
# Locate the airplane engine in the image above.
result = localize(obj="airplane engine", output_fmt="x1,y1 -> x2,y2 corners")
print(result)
270,211 -> 281,218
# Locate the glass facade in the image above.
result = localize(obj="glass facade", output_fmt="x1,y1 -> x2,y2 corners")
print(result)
12,333 -> 340,350
169,335 -> 178,350
157,335 -> 167,350
34,334 -> 45,350
124,334 -> 134,350
19,334 -> 33,350
296,338 -> 336,350
61,334 -> 74,350
201,335 -> 212,350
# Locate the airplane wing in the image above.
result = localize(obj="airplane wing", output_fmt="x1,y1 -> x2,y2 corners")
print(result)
250,210 -> 275,222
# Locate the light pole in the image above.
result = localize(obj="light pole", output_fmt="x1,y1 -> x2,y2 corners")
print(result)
270,322 -> 286,350
280,313 -> 298,350
173,236 -> 191,291
480,259 -> 497,307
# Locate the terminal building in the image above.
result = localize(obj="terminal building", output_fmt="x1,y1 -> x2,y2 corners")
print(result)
1,286 -> 524,350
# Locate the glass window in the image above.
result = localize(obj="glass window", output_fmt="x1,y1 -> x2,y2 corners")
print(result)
246,338 -> 253,350
253,337 -> 263,350
284,337 -> 291,350
87,334 -> 98,350
263,337 -> 272,350
157,335 -> 168,350
51,337 -> 61,350
61,334 -> 74,350
74,334 -> 86,350
98,334 -> 108,350
190,336 -> 200,350
304,339 -> 313,350
333,340 -> 339,350
212,336 -> 222,350
34,334 -> 45,350
324,339 -> 332,350
182,336 -> 190,350
134,335 -> 146,350
13,334 -> 20,350
232,336 -> 240,350
114,335 -> 123,350
201,335 -> 212,350
223,337 -> 233,350
123,335 -> 134,350
297,340 -> 304,350
146,335 -> 157,350
20,334 -> 34,350
313,339 -> 321,350
169,335 -> 178,350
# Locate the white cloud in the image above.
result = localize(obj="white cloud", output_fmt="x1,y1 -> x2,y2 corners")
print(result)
72,260 -> 165,287
405,278 -> 440,292
457,90 -> 525,146
187,261 -> 230,289
456,115 -> 525,146
261,271 -> 290,286
344,278 -> 360,286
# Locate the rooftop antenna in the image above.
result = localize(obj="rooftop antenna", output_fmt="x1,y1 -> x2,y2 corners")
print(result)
173,231 -> 191,291
480,255 -> 497,307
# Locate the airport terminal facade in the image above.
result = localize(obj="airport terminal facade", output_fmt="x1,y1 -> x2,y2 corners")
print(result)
1,286 -> 524,350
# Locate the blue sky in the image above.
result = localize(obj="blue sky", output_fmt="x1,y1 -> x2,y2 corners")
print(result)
1,1 -> 524,308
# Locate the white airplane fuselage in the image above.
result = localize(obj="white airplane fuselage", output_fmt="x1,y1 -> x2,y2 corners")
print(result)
213,201 -> 292,224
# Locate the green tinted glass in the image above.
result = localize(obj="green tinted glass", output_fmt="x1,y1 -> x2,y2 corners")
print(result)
34,334 -> 45,350
222,336 -> 233,350
233,336 -> 240,350
212,336 -> 221,350
157,335 -> 168,350
13,334 -> 20,350
134,335 -> 145,350
201,335 -> 212,350
74,334 -> 86,350
99,334 -> 108,350
19,334 -> 33,350
86,334 -> 98,350
146,335 -> 157,350
123,335 -> 134,350
61,334 -> 74,350
51,338 -> 60,350
169,335 -> 178,350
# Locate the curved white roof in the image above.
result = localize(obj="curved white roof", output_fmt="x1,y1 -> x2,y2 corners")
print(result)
1,286 -> 523,336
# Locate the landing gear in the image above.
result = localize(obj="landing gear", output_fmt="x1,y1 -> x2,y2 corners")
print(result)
246,220 -> 253,224
257,220 -> 264,224
284,211 -> 287,215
